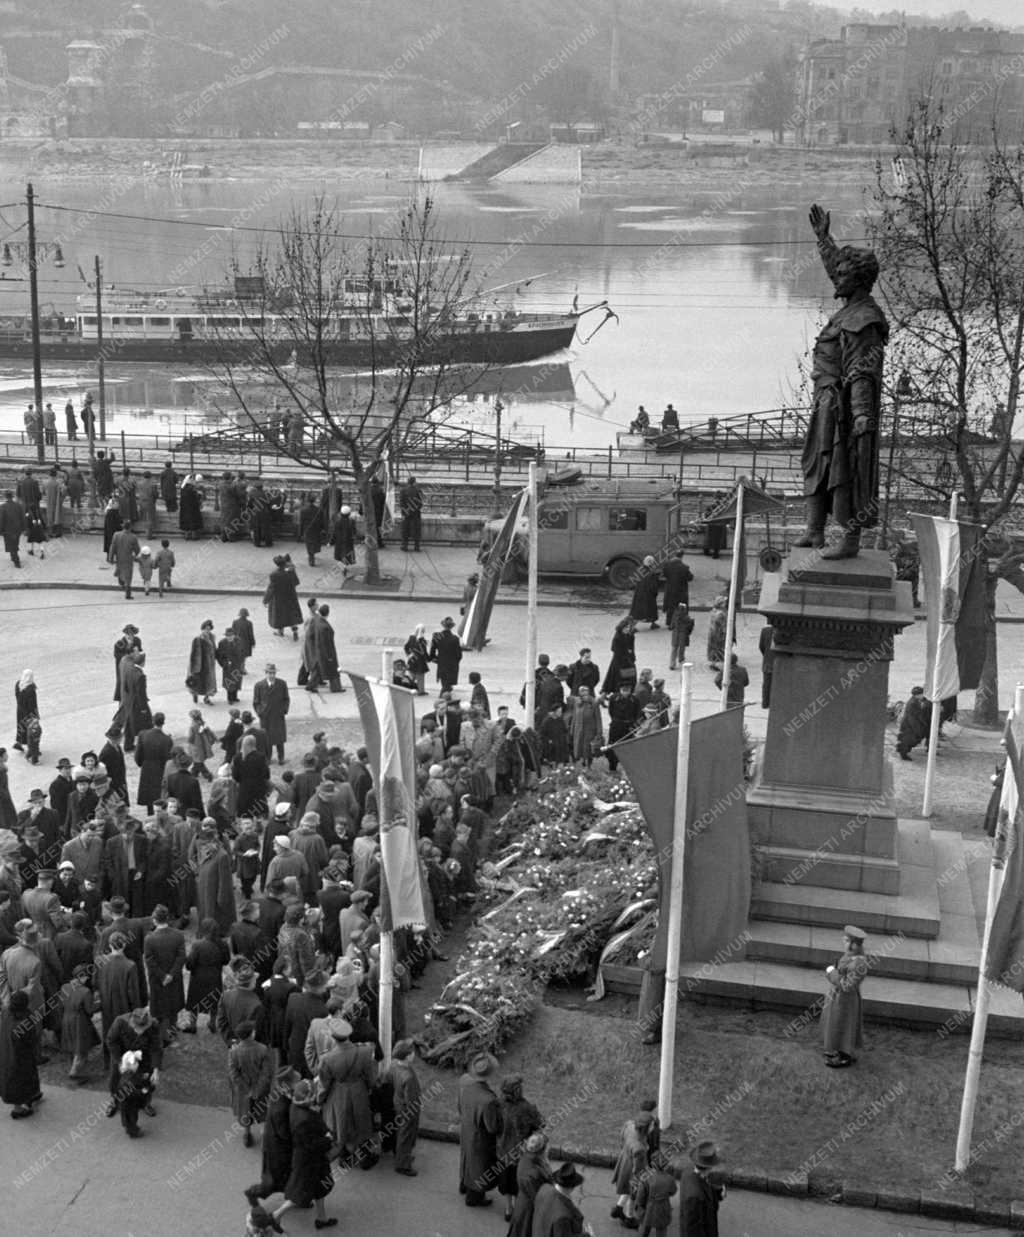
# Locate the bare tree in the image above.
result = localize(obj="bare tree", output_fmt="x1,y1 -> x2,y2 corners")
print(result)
868,99 -> 1024,725
207,195 -> 487,584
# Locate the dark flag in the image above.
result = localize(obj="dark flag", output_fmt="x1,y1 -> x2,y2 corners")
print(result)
984,711 -> 1024,992
460,487 -> 529,652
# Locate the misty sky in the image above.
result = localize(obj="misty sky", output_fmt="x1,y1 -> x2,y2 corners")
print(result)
836,0 -> 1023,25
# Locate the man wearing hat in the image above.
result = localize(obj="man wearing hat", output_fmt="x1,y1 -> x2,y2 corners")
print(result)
316,866 -> 350,961
290,812 -> 329,903
532,1162 -> 588,1236
429,617 -> 462,692
113,625 -> 142,704
99,895 -> 150,1003
678,1141 -> 725,1236
54,910 -> 92,981
253,663 -> 290,765
21,868 -> 63,941
187,619 -> 218,706
318,1012 -> 376,1165
217,957 -> 267,1044
99,725 -> 129,804
458,1051 -> 502,1207
229,901 -> 271,978
143,903 -> 186,1043
65,771 -> 99,837
48,757 -> 75,832
194,821 -> 235,935
284,968 -> 329,1075
105,1006 -> 162,1125
60,815 -> 104,887
102,815 -> 148,916
17,788 -> 61,859
257,877 -> 288,956
134,713 -> 173,813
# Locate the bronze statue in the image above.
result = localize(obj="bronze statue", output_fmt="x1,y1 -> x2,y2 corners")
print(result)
795,205 -> 889,560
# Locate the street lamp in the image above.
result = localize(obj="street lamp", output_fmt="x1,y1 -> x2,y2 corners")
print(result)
4,184 -> 66,463
880,369 -> 914,549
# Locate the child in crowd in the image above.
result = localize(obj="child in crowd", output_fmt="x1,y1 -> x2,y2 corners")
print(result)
155,539 -> 175,595
136,545 -> 155,595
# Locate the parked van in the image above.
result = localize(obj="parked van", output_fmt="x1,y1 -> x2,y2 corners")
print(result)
488,476 -> 683,589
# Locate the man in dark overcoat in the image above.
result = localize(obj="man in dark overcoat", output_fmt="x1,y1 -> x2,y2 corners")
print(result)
629,555 -> 661,629
429,617 -> 462,692
96,933 -> 141,1059
105,1005 -> 163,1124
253,663 -> 290,764
457,1051 -> 502,1206
216,628 -> 244,704
134,713 -> 174,813
661,550 -> 693,626
0,490 -> 25,567
103,819 -> 149,915
678,1141 -> 726,1236
113,624 -> 142,703
98,897 -> 149,1004
99,726 -> 129,804
143,904 -> 185,1041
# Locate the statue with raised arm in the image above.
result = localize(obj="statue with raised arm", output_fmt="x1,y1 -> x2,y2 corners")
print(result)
794,204 -> 889,560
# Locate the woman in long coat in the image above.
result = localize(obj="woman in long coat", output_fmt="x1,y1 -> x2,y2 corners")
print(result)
497,1075 -> 544,1223
185,917 -> 230,1017
276,1084 -> 335,1228
508,1132 -> 553,1237
600,617 -> 636,695
263,557 -> 302,637
404,624 -> 430,695
14,669 -> 38,754
458,1053 -> 502,1204
331,506 -> 357,568
298,495 -> 325,567
822,926 -> 869,1067
629,556 -> 660,629
102,499 -> 121,556
120,652 -> 152,751
187,621 -> 218,705
60,966 -> 100,1076
141,820 -> 173,914
0,990 -> 40,1117
43,469 -> 65,537
567,686 -> 603,766
318,1027 -> 376,1161
178,476 -> 203,540
233,734 -> 271,818
259,1067 -> 298,1197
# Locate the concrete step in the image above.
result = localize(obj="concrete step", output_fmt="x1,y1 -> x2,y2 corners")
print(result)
752,818 -> 941,939
678,957 -> 1024,1037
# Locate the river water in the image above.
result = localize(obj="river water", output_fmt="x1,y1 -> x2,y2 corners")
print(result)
0,175 -> 869,450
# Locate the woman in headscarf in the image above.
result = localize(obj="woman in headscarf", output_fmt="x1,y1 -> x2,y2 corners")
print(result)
233,733 -> 271,819
332,505 -> 357,574
185,916 -> 230,1021
0,751 -> 17,830
404,623 -> 430,695
14,669 -> 39,760
187,619 -> 218,705
497,1075 -> 544,1223
600,616 -> 637,695
508,1130 -> 553,1236
629,555 -> 661,630
178,475 -> 204,541
102,497 -> 121,556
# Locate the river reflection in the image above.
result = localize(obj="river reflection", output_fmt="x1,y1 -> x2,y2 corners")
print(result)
0,175 -> 868,449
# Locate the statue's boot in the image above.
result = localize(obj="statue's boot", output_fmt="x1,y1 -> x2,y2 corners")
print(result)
793,493 -> 826,548
821,488 -> 861,560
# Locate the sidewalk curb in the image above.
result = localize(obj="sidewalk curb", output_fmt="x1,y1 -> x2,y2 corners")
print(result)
415,1120 -> 1022,1228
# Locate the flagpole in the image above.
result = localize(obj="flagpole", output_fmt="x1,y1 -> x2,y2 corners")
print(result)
377,655 -> 395,1068
955,681 -> 1024,1172
524,461 -> 538,729
720,482 -> 744,710
923,493 -> 958,817
659,661 -> 693,1129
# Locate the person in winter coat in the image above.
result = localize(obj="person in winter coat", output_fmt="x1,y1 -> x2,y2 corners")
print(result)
228,1019 -> 274,1147
187,620 -> 218,705
896,686 -> 931,761
143,904 -> 186,1039
216,629 -> 244,705
160,461 -> 179,513
497,1074 -> 544,1222
821,925 -> 868,1068
331,505 -> 357,572
193,827 -> 235,935
283,970 -> 329,1075
108,522 -> 141,599
403,625 -> 430,695
0,989 -> 41,1117
134,714 -> 173,813
601,617 -> 637,695
635,1150 -> 678,1237
232,608 -> 256,675
297,495 -> 325,567
233,735 -> 271,819
178,476 -> 203,540
13,669 -> 39,760
531,1161 -> 588,1237
263,557 -> 302,639
255,1065 -> 300,1202
272,1079 -> 336,1229
186,709 -> 216,781
507,1131 -> 553,1236
60,964 -> 100,1080
629,556 -> 661,629
185,917 -> 230,1022
670,604 -> 696,673
429,617 -> 462,692
661,550 -> 693,627
611,1110 -> 655,1228
706,595 -> 732,669
387,1037 -> 422,1175
317,1015 -> 376,1164
458,1051 -> 502,1206
677,1141 -> 726,1236
253,665 -> 290,764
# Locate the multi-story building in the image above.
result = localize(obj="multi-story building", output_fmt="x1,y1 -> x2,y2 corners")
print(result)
796,24 -> 1024,146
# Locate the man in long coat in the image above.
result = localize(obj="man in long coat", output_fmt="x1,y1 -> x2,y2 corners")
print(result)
231,608 -> 256,675
108,522 -> 141,599
678,1142 -> 726,1236
159,461 -> 179,513
629,555 -> 661,629
193,826 -> 234,934
429,617 -> 462,692
99,726 -> 129,804
458,1051 -> 502,1206
0,490 -> 26,567
119,652 -> 152,752
103,819 -> 149,916
253,664 -> 290,764
187,620 -> 218,704
136,471 -> 159,539
113,625 -> 142,703
263,557 -> 302,637
143,904 -> 185,1040
661,550 -> 693,626
96,934 -> 141,1057
134,714 -> 173,812
303,606 -> 340,693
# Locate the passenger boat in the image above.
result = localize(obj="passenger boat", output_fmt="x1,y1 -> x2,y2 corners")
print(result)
0,276 -> 581,367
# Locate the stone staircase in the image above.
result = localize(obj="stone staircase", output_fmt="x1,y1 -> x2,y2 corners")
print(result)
678,824 -> 1024,1036
445,142 -> 547,181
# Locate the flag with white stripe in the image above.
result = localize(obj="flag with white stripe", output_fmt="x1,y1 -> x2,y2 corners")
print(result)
348,673 -> 425,929
460,487 -> 529,653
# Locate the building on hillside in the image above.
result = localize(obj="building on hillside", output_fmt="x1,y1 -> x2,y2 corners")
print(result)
66,5 -> 156,136
796,23 -> 1024,146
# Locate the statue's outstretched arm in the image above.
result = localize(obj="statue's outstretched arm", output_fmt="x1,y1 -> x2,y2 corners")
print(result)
809,203 -> 842,287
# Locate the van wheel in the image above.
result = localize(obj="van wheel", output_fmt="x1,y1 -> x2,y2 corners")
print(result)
607,558 -> 638,590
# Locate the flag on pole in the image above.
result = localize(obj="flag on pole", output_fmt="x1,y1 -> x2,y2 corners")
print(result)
984,714 -> 1024,992
614,709 -> 750,966
910,515 -> 987,701
380,446 -> 395,533
348,673 -> 426,929
460,487 -> 529,653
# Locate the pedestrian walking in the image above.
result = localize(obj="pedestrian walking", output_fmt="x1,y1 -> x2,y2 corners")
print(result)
109,522 -> 141,599
678,1141 -> 726,1236
154,539 -> 175,595
635,1150 -> 678,1237
0,989 -> 41,1118
136,545 -> 155,595
61,963 -> 100,1080
508,1131 -> 553,1236
388,1038 -> 422,1176
187,619 -> 218,705
271,1078 -> 336,1229
0,491 -> 25,567
533,1161 -> 589,1236
229,1020 -> 274,1148
429,617 -> 462,692
263,556 -> 301,640
458,1050 -> 502,1207
497,1073 -> 544,1221
611,1109 -> 655,1229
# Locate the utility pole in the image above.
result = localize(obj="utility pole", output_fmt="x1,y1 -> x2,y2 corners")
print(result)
26,183 -> 44,464
493,398 -> 503,517
95,255 -> 107,442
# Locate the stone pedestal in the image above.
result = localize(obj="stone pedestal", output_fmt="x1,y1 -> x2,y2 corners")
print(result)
748,549 -> 915,895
